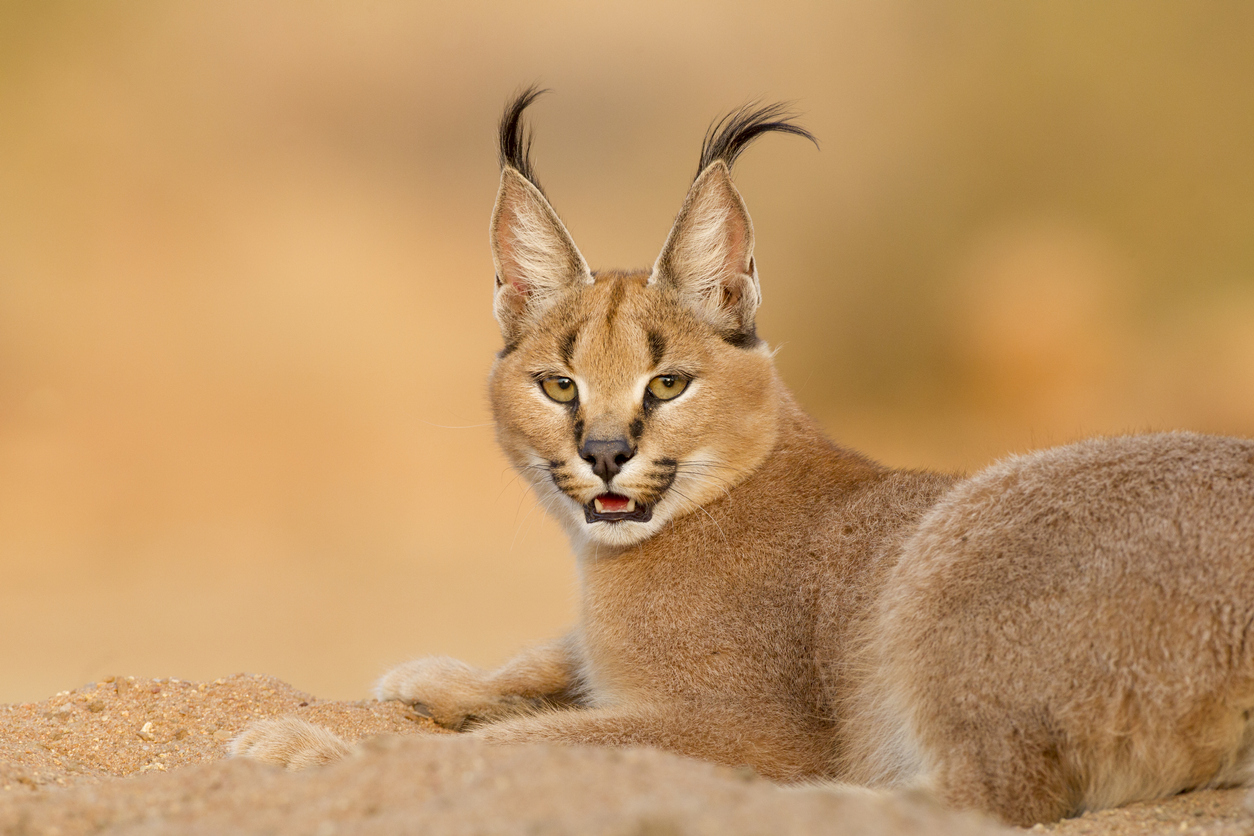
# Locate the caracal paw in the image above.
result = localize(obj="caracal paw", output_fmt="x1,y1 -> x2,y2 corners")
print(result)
374,655 -> 542,730
229,716 -> 352,769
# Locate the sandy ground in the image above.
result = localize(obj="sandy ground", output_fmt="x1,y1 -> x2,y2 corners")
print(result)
0,675 -> 1250,835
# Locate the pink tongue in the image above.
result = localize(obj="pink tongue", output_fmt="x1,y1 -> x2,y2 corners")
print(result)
598,494 -> 630,512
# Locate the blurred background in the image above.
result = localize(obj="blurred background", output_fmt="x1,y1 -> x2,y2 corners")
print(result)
2,1 -> 1253,704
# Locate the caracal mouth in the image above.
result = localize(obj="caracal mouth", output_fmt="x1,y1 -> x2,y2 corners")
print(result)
584,493 -> 654,524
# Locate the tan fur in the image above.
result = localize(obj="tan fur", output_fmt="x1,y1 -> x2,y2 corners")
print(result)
233,97 -> 1254,827
230,716 -> 352,769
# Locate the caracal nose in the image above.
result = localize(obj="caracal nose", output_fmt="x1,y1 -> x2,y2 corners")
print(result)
580,438 -> 636,482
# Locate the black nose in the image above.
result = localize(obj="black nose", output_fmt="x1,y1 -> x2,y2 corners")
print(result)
580,438 -> 635,482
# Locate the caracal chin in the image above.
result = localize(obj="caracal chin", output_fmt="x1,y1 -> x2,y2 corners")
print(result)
233,88 -> 1254,827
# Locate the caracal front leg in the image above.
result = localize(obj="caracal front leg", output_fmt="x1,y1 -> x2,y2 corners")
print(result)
375,636 -> 584,730
475,700 -> 829,781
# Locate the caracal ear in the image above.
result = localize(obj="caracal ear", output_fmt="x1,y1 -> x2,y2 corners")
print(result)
651,161 -> 760,346
491,167 -> 592,343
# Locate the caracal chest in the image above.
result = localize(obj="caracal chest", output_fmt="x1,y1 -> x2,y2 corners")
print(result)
577,534 -> 818,705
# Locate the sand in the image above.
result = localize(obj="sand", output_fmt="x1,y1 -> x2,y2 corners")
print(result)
0,675 -> 1250,835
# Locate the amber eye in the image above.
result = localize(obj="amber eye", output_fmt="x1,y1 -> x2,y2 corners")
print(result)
541,376 -> 578,403
646,374 -> 689,401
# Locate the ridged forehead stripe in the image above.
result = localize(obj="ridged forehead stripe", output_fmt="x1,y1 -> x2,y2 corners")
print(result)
604,279 -> 626,330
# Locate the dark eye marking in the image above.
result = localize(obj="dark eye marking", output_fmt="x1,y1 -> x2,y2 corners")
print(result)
559,327 -> 580,367
647,330 -> 667,367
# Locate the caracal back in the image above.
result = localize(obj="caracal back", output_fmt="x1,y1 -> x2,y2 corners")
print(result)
840,432 -> 1254,824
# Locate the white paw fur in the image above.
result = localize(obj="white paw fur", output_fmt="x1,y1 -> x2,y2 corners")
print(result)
375,656 -> 543,730
229,716 -> 352,769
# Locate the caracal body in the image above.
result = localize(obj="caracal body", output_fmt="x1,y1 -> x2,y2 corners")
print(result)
234,91 -> 1254,826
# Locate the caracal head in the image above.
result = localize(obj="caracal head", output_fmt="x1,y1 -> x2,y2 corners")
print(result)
485,90 -> 813,552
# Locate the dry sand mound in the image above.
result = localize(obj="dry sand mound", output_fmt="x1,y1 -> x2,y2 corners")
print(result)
0,675 -> 1249,835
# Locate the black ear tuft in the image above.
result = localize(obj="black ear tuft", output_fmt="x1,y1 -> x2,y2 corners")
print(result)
697,102 -> 818,178
499,85 -> 549,194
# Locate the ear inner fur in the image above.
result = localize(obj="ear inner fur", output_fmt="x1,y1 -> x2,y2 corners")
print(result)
490,167 -> 591,343
651,161 -> 761,344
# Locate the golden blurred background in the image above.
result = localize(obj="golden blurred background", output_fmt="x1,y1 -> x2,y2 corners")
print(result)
2,2 -> 1253,704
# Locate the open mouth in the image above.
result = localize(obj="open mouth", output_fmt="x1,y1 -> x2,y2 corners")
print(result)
584,493 -> 653,524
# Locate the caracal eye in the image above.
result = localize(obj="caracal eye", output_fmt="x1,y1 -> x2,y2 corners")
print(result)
541,376 -> 578,403
647,374 -> 689,401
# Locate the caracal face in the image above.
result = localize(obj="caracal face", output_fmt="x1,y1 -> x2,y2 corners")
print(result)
489,272 -> 781,549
